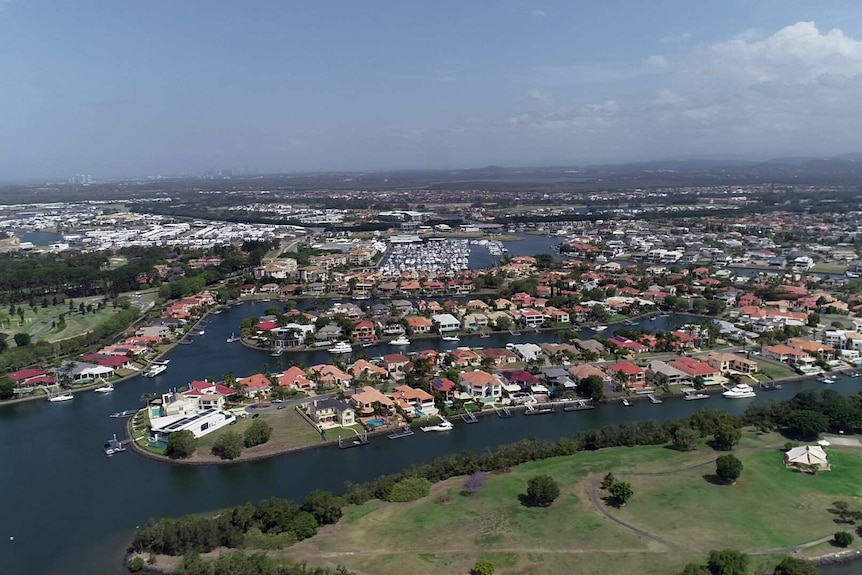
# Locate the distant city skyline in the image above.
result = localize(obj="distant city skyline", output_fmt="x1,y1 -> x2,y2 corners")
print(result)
2,1 -> 862,180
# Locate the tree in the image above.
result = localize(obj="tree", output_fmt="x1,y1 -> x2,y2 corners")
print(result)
472,559 -> 495,575
833,531 -> 854,548
706,549 -> 749,575
671,426 -> 699,451
715,454 -> 743,484
165,430 -> 196,459
772,556 -> 820,575
301,490 -> 343,525
243,419 -> 273,448
712,424 -> 741,451
13,332 -> 31,347
211,431 -> 243,460
0,376 -> 15,400
786,410 -> 829,440
600,472 -> 616,490
576,375 -> 605,402
525,474 -> 560,507
608,481 -> 633,506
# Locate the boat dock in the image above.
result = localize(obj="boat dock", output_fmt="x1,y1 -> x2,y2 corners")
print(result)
338,434 -> 370,449
104,434 -> 131,455
648,394 -> 663,404
460,411 -> 479,424
495,406 -> 514,418
524,403 -> 555,416
681,387 -> 710,401
387,426 -> 415,440
563,399 -> 595,411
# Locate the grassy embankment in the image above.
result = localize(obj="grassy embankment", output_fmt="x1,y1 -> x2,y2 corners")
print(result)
282,431 -> 862,575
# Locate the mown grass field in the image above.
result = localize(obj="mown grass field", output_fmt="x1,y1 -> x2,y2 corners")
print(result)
284,432 -> 862,575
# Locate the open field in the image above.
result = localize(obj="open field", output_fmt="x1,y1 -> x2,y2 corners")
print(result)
190,407 -> 324,462
284,432 -> 862,575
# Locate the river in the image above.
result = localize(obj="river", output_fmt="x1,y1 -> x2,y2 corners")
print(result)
1,303 -> 860,575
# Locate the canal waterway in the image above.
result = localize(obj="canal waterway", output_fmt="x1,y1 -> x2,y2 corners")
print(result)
1,302 -> 860,575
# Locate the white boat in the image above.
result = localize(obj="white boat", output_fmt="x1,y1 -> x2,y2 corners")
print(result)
683,390 -> 710,401
722,384 -> 756,399
94,383 -> 114,393
196,329 -> 205,336
846,271 -> 860,278
421,417 -> 454,432
621,397 -> 631,406
271,349 -> 283,357
48,392 -> 74,402
226,333 -> 241,343
593,325 -> 608,332
109,409 -> 137,418
819,375 -> 836,384
441,335 -> 460,342
142,360 -> 169,378
328,341 -> 353,354
390,336 -> 411,346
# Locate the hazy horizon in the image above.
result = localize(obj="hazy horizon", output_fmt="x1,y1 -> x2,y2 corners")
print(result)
3,1 -> 862,181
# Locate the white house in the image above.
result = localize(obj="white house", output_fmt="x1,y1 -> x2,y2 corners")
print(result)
431,313 -> 461,333
149,408 -> 236,443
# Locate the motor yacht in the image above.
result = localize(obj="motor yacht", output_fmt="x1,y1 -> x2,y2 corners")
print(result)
328,341 -> 353,354
420,417 -> 454,432
390,335 -> 411,346
94,383 -> 114,393
142,360 -> 169,378
722,384 -> 756,399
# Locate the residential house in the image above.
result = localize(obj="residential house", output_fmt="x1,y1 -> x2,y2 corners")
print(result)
480,348 -> 518,367
762,344 -> 812,364
607,361 -> 647,390
449,348 -> 481,367
668,357 -> 722,385
431,313 -> 461,333
390,385 -> 437,417
431,377 -> 456,399
55,362 -> 114,384
705,352 -> 759,375
6,368 -> 54,387
310,364 -> 353,387
459,370 -> 503,399
349,385 -> 395,417
382,353 -> 412,378
646,360 -> 691,386
405,315 -> 434,334
349,359 -> 388,381
308,399 -> 356,429
315,324 -> 344,342
277,366 -> 314,391
238,373 -> 273,398
351,320 -> 376,343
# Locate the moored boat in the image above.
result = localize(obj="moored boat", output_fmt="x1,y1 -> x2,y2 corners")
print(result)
94,383 -> 114,393
722,383 -> 756,399
328,341 -> 353,354
420,417 -> 454,432
48,392 -> 74,402
390,335 -> 411,346
142,360 -> 169,378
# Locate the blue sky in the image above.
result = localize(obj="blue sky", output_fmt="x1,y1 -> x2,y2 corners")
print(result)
2,1 -> 862,179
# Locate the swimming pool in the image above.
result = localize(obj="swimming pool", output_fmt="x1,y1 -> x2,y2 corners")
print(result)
366,419 -> 386,427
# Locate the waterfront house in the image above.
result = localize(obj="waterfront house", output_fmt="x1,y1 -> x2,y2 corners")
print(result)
390,385 -> 437,417
606,335 -> 649,354
646,360 -> 692,386
55,361 -> 114,384
136,325 -> 172,340
459,370 -> 503,399
308,399 -> 356,429
762,344 -> 811,364
479,348 -> 518,367
276,366 -> 314,391
238,373 -> 273,398
240,284 -> 257,296
668,357 -> 723,386
349,359 -> 388,381
705,352 -> 758,375
431,377 -> 456,399
149,408 -> 236,443
462,312 -> 490,331
349,386 -> 395,417
510,343 -> 543,362
81,353 -> 133,373
311,364 -> 353,388
7,368 -> 54,387
405,315 -> 433,334
382,353 -> 412,378
315,324 -> 344,342
431,313 -> 461,333
606,361 -> 646,390
351,320 -> 376,342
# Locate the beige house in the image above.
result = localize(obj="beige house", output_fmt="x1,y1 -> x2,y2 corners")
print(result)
706,352 -> 759,375
308,399 -> 356,429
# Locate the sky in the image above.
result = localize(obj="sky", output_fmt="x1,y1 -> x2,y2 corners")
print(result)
2,1 -> 862,180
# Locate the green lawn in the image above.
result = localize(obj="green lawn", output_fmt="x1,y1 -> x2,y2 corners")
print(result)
284,432 -> 862,575
753,359 -> 797,380
191,407 -> 323,461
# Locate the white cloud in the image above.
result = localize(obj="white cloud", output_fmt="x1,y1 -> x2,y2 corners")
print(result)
526,88 -> 550,102
661,31 -> 691,45
644,54 -> 667,68
530,9 -> 546,18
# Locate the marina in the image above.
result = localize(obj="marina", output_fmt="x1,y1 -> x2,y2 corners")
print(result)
380,238 -> 471,273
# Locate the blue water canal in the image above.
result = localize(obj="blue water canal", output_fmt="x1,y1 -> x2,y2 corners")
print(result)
0,301 -> 860,574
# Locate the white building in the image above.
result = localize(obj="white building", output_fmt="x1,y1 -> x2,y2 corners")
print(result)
149,408 -> 236,443
431,313 -> 460,332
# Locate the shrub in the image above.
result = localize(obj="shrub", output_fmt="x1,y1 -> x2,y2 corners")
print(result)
772,556 -> 819,575
472,558 -> 495,575
671,426 -> 699,451
128,556 -> 145,572
387,477 -> 432,502
608,480 -> 633,507
834,531 -> 854,547
165,430 -> 196,459
211,431 -> 244,460
706,549 -> 748,575
715,454 -> 743,484
525,474 -> 560,507
244,419 -> 273,448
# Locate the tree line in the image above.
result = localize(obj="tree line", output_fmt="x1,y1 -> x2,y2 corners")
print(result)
743,389 -> 862,440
